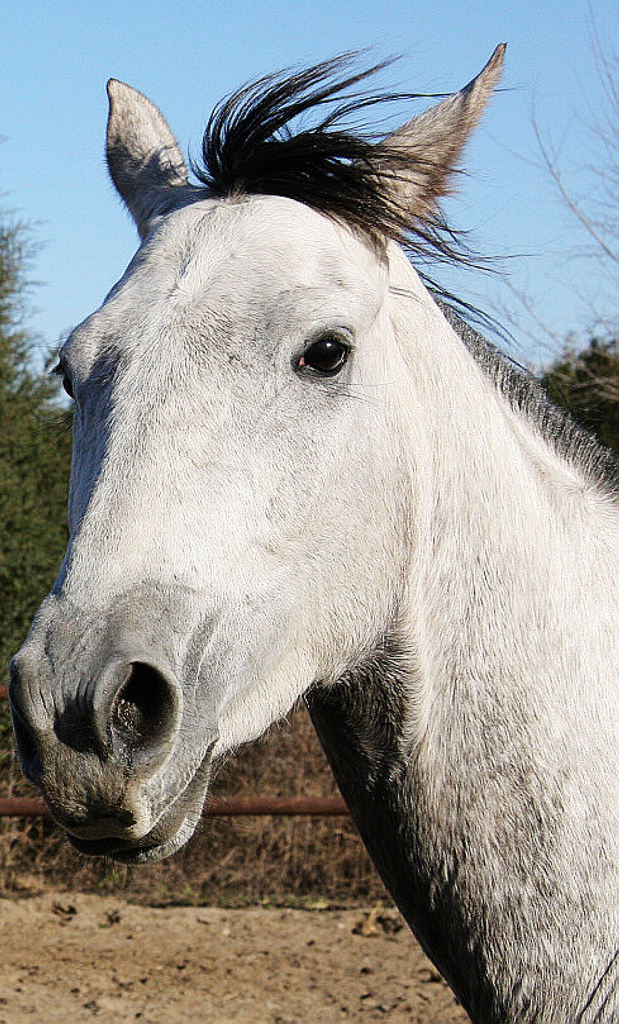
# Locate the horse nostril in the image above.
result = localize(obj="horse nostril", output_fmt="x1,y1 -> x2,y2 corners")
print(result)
11,705 -> 42,781
9,661 -> 43,782
111,662 -> 178,751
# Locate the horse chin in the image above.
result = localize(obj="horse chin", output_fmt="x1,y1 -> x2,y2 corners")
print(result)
64,744 -> 215,864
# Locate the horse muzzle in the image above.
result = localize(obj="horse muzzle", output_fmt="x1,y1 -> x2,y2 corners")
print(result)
8,591 -> 217,862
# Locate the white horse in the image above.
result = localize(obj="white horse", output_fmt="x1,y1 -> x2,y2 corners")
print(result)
10,47 -> 618,1022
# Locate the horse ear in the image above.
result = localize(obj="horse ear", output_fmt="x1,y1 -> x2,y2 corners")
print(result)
106,80 -> 189,238
374,44 -> 506,223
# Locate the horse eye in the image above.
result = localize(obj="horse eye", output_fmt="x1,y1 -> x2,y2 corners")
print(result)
298,337 -> 349,376
52,362 -> 74,400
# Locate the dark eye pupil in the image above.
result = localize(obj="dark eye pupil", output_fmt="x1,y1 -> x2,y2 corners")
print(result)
301,338 -> 347,375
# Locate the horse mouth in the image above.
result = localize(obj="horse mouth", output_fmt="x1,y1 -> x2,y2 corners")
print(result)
64,745 -> 216,864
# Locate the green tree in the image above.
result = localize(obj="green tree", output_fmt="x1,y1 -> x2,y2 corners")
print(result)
539,334 -> 619,452
0,218 -> 72,745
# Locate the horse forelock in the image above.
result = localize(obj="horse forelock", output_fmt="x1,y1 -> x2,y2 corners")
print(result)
191,54 -> 475,272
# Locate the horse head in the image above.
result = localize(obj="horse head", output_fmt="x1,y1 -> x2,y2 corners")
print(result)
10,50 -> 504,862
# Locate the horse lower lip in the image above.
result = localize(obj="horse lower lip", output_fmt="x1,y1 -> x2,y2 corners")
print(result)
67,833 -> 153,859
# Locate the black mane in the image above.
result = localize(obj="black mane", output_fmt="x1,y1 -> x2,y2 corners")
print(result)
193,54 -> 467,269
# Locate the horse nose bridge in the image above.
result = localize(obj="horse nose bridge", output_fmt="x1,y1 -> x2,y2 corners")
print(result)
66,447 -> 192,566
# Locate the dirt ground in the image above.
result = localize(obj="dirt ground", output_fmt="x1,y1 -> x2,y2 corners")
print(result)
0,893 -> 469,1024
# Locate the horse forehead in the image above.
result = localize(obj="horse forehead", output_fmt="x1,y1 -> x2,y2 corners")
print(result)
66,196 -> 386,365
141,195 -> 382,302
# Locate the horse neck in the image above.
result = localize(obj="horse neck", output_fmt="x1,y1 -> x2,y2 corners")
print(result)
309,254 -> 618,1023
386,253 -> 615,739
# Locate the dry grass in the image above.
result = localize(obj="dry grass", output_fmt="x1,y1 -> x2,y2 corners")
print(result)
0,705 -> 387,907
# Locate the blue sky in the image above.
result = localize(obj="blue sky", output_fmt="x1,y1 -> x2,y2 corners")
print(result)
2,0 -> 617,369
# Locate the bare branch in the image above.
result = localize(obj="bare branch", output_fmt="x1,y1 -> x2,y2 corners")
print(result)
493,32 -> 618,358
531,115 -> 618,266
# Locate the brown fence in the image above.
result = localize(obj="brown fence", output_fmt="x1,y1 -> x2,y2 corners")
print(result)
0,684 -> 348,819
0,795 -> 348,818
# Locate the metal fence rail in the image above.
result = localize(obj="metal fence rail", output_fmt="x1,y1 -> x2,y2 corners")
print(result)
0,684 -> 348,818
0,795 -> 349,818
